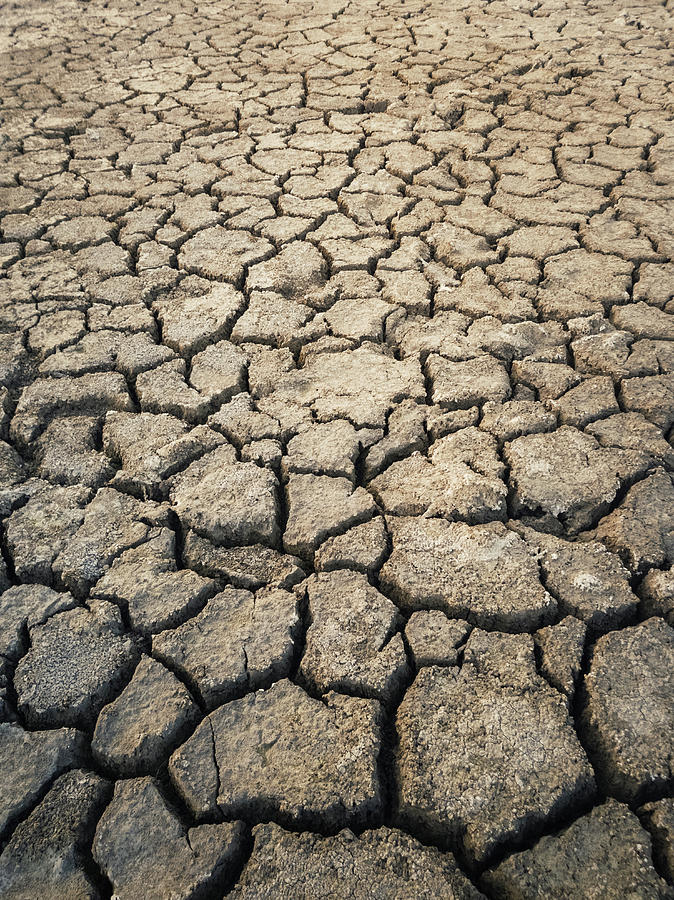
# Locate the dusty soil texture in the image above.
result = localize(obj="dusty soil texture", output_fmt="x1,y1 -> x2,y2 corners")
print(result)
1,0 -> 674,896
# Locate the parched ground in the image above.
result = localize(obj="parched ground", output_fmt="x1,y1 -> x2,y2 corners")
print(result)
0,0 -> 674,896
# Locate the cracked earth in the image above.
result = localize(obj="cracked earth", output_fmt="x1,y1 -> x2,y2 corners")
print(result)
0,0 -> 674,896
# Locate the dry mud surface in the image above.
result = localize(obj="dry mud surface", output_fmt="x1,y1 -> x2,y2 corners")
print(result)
1,0 -> 674,896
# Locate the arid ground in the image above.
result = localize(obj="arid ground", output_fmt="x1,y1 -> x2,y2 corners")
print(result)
0,0 -> 673,896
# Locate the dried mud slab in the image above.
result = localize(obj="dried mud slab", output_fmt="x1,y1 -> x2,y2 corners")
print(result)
595,469 -> 674,573
314,517 -> 389,576
231,822 -> 484,899
14,601 -> 139,729
169,679 -> 383,830
0,724 -> 86,839
299,570 -> 409,703
284,473 -> 377,560
640,799 -> 674,884
484,800 -> 672,899
0,584 -> 77,666
270,347 -> 425,428
93,777 -> 245,900
534,615 -> 586,701
405,612 -> 472,668
516,526 -> 639,632
380,517 -> 557,631
92,655 -> 199,775
396,631 -> 595,866
90,528 -> 217,635
505,427 -> 652,533
152,587 -> 299,708
370,428 -> 507,524
0,770 -> 110,899
53,488 -> 171,597
182,530 -> 305,590
170,446 -> 280,548
178,226 -> 273,284
582,618 -> 674,804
